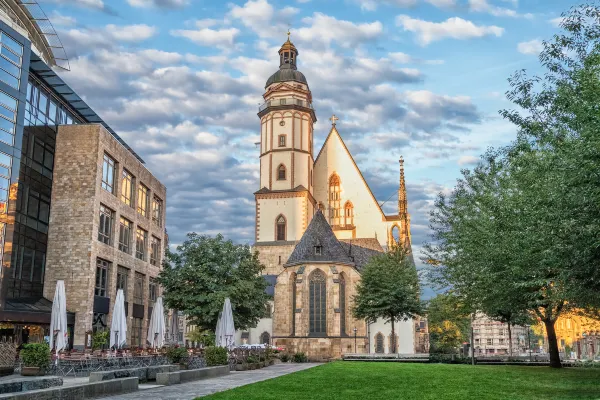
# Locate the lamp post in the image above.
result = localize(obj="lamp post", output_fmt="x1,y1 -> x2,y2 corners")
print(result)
353,327 -> 357,353
527,326 -> 532,362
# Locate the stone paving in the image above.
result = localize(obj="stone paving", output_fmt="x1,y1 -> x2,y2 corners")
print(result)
100,363 -> 320,400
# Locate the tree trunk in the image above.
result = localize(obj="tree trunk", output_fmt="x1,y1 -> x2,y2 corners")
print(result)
543,318 -> 561,368
470,314 -> 475,365
391,318 -> 396,354
508,323 -> 512,358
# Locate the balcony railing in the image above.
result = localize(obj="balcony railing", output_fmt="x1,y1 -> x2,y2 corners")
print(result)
259,98 -> 313,112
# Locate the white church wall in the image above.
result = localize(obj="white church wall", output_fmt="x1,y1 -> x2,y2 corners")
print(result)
313,128 -> 390,247
235,317 -> 273,345
271,151 -> 292,191
369,318 -> 415,354
257,196 -> 306,242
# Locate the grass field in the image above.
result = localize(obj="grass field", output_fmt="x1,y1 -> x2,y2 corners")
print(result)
200,362 -> 600,400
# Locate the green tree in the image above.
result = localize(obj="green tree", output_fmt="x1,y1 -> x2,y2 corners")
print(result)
426,293 -> 471,354
158,233 -> 269,332
353,245 -> 422,352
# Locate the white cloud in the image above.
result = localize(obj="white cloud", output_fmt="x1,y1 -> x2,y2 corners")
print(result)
41,0 -> 116,14
468,0 -> 533,18
105,24 -> 157,42
127,0 -> 190,7
517,39 -> 543,55
457,155 -> 479,166
228,0 -> 299,39
549,16 -> 564,27
296,13 -> 382,48
358,0 -> 454,11
50,11 -> 76,27
388,52 -> 444,65
171,27 -> 240,47
396,15 -> 504,46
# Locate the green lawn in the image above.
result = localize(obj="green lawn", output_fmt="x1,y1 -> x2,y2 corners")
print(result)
200,362 -> 600,400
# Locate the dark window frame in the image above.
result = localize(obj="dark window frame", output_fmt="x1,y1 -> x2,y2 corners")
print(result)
101,153 -> 116,194
98,204 -> 114,245
95,258 -> 110,297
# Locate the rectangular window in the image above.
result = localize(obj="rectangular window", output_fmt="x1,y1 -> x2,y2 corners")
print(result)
118,217 -> 132,253
152,196 -> 162,227
278,135 -> 286,147
98,204 -> 114,245
133,272 -> 144,305
121,169 -> 134,207
137,184 -> 149,217
101,153 -> 116,194
135,227 -> 148,260
149,278 -> 157,304
487,338 -> 493,346
95,258 -> 110,297
116,266 -> 129,300
150,236 -> 160,266
499,338 -> 505,345
132,317 -> 143,347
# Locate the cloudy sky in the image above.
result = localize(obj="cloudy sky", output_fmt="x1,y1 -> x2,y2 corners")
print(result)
40,0 -> 569,294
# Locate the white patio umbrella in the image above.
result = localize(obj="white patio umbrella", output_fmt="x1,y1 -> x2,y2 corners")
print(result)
147,297 -> 166,348
217,298 -> 235,349
49,280 -> 68,360
110,289 -> 127,349
215,312 -> 223,347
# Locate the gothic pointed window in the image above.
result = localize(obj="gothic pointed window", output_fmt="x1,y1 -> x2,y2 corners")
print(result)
328,173 -> 341,225
339,273 -> 346,336
309,269 -> 327,336
375,333 -> 384,353
260,331 -> 271,345
344,201 -> 354,227
277,164 -> 286,180
276,215 -> 286,241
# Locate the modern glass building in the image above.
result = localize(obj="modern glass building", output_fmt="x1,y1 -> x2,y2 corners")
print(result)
0,0 -> 145,345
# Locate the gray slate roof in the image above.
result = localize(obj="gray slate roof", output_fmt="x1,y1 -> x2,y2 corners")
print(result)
285,210 -> 383,271
265,67 -> 308,88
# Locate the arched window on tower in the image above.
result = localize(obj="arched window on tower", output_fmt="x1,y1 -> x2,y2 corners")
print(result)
344,201 -> 354,227
309,269 -> 327,336
339,273 -> 346,336
391,225 -> 400,245
375,333 -> 384,353
276,215 -> 286,241
329,173 -> 341,226
277,164 -> 286,181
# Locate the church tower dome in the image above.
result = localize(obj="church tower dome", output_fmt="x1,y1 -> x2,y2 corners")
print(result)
255,32 -> 317,249
265,34 -> 308,88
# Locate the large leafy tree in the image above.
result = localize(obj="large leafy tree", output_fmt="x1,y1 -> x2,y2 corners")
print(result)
353,245 -> 422,352
158,233 -> 269,332
426,292 -> 471,354
425,2 -> 600,368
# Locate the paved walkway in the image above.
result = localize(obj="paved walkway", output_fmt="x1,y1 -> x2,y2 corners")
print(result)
101,363 -> 320,400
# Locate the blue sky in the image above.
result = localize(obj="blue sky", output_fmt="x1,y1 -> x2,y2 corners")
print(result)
39,0 -> 571,294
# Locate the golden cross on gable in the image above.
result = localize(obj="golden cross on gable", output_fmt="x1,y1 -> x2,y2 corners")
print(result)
287,29 -> 291,40
329,114 -> 339,125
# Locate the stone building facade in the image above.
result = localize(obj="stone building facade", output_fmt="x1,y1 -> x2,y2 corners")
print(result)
472,313 -> 529,356
44,124 -> 166,349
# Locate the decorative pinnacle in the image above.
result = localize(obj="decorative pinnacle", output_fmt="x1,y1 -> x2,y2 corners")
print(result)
287,29 -> 291,41
330,114 -> 339,125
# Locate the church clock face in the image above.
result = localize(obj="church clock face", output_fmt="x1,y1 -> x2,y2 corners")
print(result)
279,120 -> 285,126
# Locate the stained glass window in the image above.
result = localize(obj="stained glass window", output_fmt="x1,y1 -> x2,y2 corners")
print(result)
309,269 -> 326,335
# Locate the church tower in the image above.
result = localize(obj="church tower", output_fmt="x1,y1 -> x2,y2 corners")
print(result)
255,34 -> 317,267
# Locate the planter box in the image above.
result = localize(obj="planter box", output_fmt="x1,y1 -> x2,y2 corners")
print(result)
21,367 -> 41,376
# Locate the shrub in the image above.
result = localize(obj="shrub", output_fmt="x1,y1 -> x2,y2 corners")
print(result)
280,353 -> 290,362
166,345 -> 188,364
205,346 -> 228,366
187,330 -> 216,347
92,330 -> 108,350
246,355 -> 259,364
292,352 -> 307,363
20,343 -> 50,370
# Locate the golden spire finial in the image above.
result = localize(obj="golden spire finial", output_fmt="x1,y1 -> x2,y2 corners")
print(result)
287,29 -> 291,41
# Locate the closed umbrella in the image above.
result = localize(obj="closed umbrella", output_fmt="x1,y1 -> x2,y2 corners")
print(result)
169,310 -> 179,344
147,297 -> 166,348
218,298 -> 235,349
49,280 -> 68,359
110,289 -> 127,349
215,312 -> 223,347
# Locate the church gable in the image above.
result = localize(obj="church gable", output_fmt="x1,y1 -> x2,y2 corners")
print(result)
313,126 -> 389,243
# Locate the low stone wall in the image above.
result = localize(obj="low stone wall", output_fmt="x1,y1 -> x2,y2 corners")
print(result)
89,365 -> 179,383
156,366 -> 229,386
0,376 -> 63,394
0,377 -> 138,399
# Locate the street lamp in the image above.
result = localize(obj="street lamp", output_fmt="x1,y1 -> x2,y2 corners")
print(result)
353,327 -> 358,353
